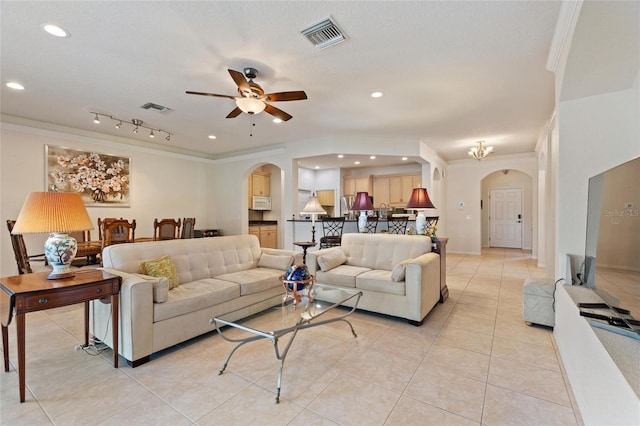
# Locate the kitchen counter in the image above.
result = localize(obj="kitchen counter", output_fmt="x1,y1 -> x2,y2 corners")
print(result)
249,220 -> 278,226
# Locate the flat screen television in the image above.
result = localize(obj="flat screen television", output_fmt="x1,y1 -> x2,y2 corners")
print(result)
582,156 -> 640,333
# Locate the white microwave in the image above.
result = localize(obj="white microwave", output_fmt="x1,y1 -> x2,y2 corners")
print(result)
251,196 -> 272,210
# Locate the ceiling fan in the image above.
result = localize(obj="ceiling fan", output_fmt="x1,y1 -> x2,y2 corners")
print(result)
186,68 -> 307,122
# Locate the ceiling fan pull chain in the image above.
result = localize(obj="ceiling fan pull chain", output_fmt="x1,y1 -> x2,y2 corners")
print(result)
249,115 -> 256,137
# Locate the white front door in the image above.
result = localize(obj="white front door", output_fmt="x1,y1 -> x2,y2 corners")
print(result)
489,188 -> 522,248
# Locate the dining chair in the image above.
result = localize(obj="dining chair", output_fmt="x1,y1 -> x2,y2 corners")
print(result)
319,217 -> 345,249
97,217 -> 121,240
181,217 -> 196,239
6,219 -> 50,275
153,218 -> 182,240
101,219 -> 136,251
363,216 -> 379,233
387,217 -> 409,235
69,229 -> 93,266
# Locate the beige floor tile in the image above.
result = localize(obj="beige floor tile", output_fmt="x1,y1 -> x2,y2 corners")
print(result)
196,384 -> 304,425
434,327 -> 494,355
385,395 -> 480,425
404,365 -> 486,422
482,384 -> 578,426
98,395 -> 192,425
441,311 -> 496,336
422,344 -> 490,382
307,373 -> 401,425
288,409 -> 340,425
488,357 -> 571,407
369,326 -> 436,357
491,336 -> 560,372
493,315 -> 554,348
343,345 -> 424,393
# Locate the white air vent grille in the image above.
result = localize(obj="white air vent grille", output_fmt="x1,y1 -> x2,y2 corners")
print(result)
141,102 -> 172,113
301,18 -> 346,50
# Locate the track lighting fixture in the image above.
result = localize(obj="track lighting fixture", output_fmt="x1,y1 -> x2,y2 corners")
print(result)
89,112 -> 173,141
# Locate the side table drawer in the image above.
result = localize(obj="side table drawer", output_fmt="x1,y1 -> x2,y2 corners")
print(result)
23,281 -> 115,312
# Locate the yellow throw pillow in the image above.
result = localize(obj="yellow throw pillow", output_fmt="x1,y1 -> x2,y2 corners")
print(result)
140,255 -> 179,289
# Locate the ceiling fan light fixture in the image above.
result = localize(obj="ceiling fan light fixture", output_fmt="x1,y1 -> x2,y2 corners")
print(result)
235,97 -> 265,114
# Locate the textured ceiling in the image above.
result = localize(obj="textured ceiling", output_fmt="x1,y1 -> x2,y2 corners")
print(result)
0,1 -> 560,167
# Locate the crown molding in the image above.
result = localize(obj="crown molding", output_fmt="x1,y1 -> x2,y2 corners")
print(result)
546,0 -> 583,73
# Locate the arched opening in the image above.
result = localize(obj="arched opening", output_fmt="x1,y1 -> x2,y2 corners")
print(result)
481,169 -> 533,249
247,162 -> 284,248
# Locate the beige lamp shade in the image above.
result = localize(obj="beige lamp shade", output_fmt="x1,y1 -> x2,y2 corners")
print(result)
301,194 -> 327,215
12,192 -> 94,234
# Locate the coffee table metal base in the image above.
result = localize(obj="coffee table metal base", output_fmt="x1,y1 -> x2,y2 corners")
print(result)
211,291 -> 362,404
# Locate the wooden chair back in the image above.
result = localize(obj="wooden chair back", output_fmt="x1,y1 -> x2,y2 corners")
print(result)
387,217 -> 408,235
102,219 -> 136,251
153,218 -> 182,241
97,218 -> 121,240
319,217 -> 345,248
181,218 -> 196,239
69,230 -> 91,242
6,219 -> 48,275
363,216 -> 379,233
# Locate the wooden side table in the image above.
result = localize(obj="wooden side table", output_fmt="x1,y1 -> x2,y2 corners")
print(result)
0,269 -> 121,402
293,241 -> 316,264
432,237 -> 449,303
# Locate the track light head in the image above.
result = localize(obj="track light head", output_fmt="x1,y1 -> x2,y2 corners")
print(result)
149,130 -> 155,138
93,114 -> 100,124
115,120 -> 122,129
166,134 -> 170,142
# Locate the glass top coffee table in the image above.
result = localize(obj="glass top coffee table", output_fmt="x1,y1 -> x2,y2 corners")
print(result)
210,286 -> 362,404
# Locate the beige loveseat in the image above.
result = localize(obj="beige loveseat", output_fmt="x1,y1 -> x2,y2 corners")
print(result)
91,235 -> 301,366
307,233 -> 441,325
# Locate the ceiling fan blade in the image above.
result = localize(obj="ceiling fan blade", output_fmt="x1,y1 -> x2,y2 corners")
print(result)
228,69 -> 251,93
185,91 -> 235,99
264,104 -> 293,121
226,107 -> 242,118
264,91 -> 308,102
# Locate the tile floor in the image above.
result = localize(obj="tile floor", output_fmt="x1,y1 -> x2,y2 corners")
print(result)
1,248 -> 583,425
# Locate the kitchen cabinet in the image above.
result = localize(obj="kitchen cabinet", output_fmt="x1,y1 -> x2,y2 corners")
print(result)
248,172 -> 270,204
249,225 -> 277,249
372,177 -> 390,207
389,174 -> 421,206
343,176 -> 372,196
316,190 -> 334,206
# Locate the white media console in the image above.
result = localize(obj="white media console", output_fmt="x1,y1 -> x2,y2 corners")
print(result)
554,284 -> 639,425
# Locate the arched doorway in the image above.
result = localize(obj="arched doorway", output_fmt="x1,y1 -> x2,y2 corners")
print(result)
481,169 -> 533,249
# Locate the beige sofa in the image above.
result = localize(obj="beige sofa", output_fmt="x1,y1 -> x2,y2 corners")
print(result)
307,233 -> 441,325
91,235 -> 301,366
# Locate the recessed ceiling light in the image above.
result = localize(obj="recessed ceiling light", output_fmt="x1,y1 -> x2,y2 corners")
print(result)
42,24 -> 70,38
371,92 -> 383,98
273,118 -> 283,124
402,157 -> 408,161
208,135 -> 217,139
354,161 -> 360,165
370,155 -> 376,159
337,154 -> 344,158
6,82 -> 25,90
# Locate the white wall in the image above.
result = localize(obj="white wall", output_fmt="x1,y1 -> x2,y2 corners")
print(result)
0,124 -> 211,276
446,155 -> 537,255
556,79 -> 640,278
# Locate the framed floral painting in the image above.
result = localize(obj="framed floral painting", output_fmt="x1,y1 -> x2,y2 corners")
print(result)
45,145 -> 131,207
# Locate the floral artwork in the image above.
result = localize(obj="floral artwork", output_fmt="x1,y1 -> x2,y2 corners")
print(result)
46,145 -> 130,206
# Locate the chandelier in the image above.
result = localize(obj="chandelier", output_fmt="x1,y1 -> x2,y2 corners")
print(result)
90,112 -> 173,141
468,141 -> 494,161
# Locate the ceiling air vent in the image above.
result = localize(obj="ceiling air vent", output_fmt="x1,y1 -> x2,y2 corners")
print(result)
301,17 -> 346,50
140,102 -> 172,113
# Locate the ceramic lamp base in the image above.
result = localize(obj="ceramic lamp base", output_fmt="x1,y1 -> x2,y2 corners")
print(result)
358,212 -> 367,233
415,212 -> 426,235
44,232 -> 78,280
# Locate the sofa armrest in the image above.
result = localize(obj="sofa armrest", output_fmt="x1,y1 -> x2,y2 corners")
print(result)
307,247 -> 343,275
91,268 -> 155,364
404,252 -> 441,322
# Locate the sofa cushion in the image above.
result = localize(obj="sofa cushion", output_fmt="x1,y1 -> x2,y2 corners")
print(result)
315,264 -> 371,288
357,270 -> 406,296
258,253 -> 294,270
317,248 -> 347,272
391,258 -> 413,282
216,268 -> 284,296
154,278 -> 240,322
340,233 -> 431,271
140,255 -> 179,289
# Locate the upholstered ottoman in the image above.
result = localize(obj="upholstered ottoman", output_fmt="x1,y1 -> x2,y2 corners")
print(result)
523,278 -> 556,327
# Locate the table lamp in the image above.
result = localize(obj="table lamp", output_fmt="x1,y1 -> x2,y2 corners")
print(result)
301,193 -> 327,243
351,192 -> 374,233
406,187 -> 436,235
11,192 -> 94,279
